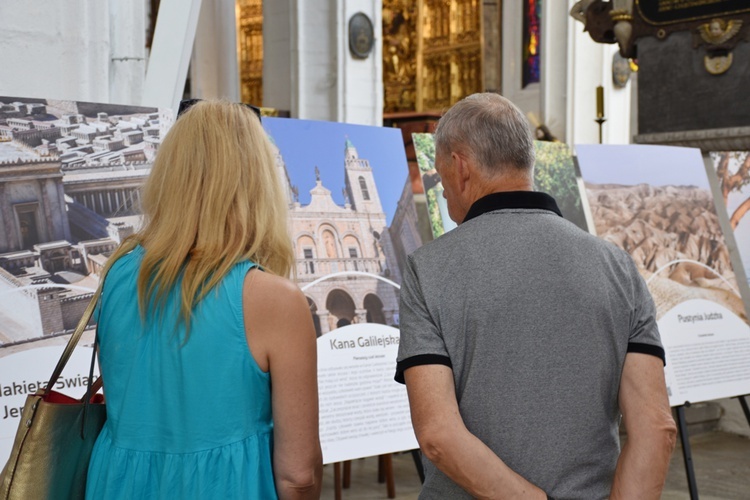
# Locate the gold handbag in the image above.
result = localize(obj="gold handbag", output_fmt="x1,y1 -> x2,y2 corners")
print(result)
0,288 -> 106,500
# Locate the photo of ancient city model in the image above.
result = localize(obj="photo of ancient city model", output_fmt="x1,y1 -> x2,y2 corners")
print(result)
0,97 -> 171,350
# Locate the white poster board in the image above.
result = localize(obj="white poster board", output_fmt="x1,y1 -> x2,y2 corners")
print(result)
0,344 -> 98,465
317,323 -> 417,464
657,299 -> 750,405
576,144 -> 750,407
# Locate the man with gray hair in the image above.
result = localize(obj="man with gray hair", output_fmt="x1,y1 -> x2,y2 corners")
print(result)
396,93 -> 676,499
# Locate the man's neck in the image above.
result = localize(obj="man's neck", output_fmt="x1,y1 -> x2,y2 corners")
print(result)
471,177 -> 533,202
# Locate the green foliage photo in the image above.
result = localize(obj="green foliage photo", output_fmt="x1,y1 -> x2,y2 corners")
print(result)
533,142 -> 588,231
412,134 -> 589,238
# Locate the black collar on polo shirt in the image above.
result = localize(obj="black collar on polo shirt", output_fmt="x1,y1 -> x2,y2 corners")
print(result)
462,191 -> 563,224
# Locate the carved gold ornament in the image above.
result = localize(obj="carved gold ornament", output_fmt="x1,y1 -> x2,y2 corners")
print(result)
237,0 -> 263,106
383,0 -> 483,113
699,18 -> 742,46
704,52 -> 733,75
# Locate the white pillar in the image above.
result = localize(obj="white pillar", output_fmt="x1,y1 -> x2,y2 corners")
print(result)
566,1 -> 605,146
263,0 -> 296,114
191,0 -> 241,101
540,0 -> 569,141
263,0 -> 382,125
0,1 -> 110,102
338,0 -> 383,126
600,44 -> 633,145
108,0 -> 146,105
565,0 -> 633,145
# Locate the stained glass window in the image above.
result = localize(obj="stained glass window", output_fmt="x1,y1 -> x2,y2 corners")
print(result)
522,0 -> 541,88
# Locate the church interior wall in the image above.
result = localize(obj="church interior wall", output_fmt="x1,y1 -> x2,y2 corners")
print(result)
0,1 -> 143,106
338,0 -> 384,126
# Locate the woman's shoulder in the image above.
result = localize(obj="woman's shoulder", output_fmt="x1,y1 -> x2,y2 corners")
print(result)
244,269 -> 304,305
107,244 -> 145,276
243,271 -> 310,333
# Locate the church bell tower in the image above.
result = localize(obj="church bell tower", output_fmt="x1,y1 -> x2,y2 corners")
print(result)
343,137 -> 383,215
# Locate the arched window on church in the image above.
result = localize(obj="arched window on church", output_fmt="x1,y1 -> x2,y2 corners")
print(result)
359,176 -> 370,201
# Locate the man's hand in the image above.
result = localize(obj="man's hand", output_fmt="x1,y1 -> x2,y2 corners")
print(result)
611,353 -> 677,499
405,364 -> 548,500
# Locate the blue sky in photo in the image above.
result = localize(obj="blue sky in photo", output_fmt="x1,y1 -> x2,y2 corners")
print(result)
575,144 -> 710,189
262,117 -> 409,225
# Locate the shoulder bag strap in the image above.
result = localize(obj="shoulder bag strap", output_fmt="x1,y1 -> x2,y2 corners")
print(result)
42,282 -> 103,397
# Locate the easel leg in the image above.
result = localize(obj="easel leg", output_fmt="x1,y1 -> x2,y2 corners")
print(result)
343,461 -> 351,489
334,462 -> 342,500
676,406 -> 700,500
410,449 -> 425,484
383,453 -> 396,499
736,395 -> 750,426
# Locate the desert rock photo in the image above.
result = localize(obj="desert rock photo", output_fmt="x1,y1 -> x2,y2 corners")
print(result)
586,183 -> 745,321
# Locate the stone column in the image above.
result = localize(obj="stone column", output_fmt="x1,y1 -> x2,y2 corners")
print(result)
56,181 -> 71,242
108,0 -> 146,106
191,0 -> 241,101
39,179 -> 55,242
0,183 -> 20,252
383,309 -> 397,327
354,308 -> 368,324
317,309 -> 331,335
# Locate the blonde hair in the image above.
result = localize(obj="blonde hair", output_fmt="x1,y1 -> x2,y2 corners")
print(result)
104,100 -> 294,334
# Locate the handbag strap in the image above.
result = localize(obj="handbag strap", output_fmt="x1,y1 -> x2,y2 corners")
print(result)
80,329 -> 103,439
43,282 -> 103,397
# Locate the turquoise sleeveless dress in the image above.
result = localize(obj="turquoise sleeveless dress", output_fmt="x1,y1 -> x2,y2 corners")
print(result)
86,246 -> 276,499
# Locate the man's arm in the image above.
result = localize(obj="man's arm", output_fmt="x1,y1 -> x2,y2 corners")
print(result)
611,353 -> 677,499
404,364 -> 548,500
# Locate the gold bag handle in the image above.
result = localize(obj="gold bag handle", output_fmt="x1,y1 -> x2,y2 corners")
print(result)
42,283 -> 103,398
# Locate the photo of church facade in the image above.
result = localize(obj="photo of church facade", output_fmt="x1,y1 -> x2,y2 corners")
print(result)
267,122 -> 422,336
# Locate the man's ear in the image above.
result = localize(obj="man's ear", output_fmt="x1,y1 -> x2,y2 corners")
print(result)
451,151 -> 472,193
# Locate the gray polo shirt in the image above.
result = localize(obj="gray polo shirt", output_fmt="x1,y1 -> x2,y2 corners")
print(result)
396,191 -> 664,500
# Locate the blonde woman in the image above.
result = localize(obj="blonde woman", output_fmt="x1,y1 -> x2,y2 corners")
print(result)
85,100 -> 322,500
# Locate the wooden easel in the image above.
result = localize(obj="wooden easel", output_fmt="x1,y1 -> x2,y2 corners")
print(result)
332,454 -> 395,500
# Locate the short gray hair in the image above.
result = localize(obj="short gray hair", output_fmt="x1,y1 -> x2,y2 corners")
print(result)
434,93 -> 535,177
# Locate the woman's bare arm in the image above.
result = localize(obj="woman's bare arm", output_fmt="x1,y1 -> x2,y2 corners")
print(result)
244,270 -> 323,500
